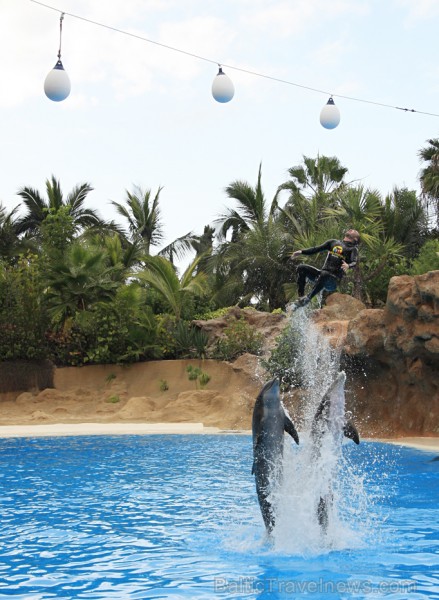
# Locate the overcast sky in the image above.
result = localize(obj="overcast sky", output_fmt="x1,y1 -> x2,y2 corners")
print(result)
1,0 -> 438,253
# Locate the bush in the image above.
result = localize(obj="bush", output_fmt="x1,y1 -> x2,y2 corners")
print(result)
212,318 -> 264,360
261,324 -> 304,390
186,365 -> 211,389
0,256 -> 50,360
410,239 -> 439,275
174,321 -> 209,358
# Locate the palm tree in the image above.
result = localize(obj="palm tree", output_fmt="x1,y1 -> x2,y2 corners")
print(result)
15,176 -> 103,239
280,154 -> 348,197
216,216 -> 295,310
44,242 -> 122,327
137,255 -> 208,321
216,164 -> 276,241
277,155 -> 349,237
111,185 -> 165,254
325,185 -> 405,301
381,187 -> 429,259
418,138 -> 439,226
0,203 -> 23,262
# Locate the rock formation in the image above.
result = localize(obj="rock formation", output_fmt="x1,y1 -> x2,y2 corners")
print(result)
343,270 -> 438,436
311,272 -> 438,436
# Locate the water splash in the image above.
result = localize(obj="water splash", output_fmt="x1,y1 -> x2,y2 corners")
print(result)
268,308 -> 373,554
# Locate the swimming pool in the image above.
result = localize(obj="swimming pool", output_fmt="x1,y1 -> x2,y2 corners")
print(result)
0,435 -> 438,599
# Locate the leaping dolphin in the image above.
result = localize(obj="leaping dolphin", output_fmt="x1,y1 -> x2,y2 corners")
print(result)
310,371 -> 360,530
311,371 -> 360,450
252,378 -> 299,533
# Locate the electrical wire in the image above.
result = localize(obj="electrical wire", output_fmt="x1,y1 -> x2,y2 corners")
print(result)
30,0 -> 439,118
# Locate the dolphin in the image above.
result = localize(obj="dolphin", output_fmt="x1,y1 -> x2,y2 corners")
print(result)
252,378 -> 299,533
311,371 -> 360,450
310,371 -> 360,530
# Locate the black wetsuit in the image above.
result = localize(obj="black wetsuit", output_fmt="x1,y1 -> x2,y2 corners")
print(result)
297,239 -> 359,301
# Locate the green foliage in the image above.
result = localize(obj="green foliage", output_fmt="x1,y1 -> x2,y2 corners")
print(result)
261,324 -> 304,390
106,395 -> 120,403
198,372 -> 211,388
410,239 -> 439,275
212,318 -> 264,360
186,365 -> 211,389
194,306 -> 232,320
40,206 -> 75,257
0,255 -> 49,360
363,256 -> 408,305
174,321 -> 209,358
1,157 -> 436,367
154,314 -> 178,358
47,284 -> 161,366
159,379 -> 169,392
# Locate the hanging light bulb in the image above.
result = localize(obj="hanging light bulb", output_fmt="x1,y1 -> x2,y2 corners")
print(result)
212,66 -> 234,103
320,96 -> 340,129
44,13 -> 71,102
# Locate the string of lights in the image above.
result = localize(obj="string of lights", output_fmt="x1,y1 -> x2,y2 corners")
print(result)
31,0 -> 439,128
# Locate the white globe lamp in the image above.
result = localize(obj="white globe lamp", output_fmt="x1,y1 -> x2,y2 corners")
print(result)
212,67 -> 234,103
44,59 -> 71,102
320,97 -> 340,129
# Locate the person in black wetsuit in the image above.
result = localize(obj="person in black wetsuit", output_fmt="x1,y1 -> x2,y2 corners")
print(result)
290,229 -> 360,307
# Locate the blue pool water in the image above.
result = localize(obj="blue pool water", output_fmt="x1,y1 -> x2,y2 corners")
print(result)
0,435 -> 438,599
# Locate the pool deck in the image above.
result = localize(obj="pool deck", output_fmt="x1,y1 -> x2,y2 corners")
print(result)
0,423 -> 438,452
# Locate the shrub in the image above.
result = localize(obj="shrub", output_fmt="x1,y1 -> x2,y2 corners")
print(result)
410,239 -> 439,275
211,318 -> 264,361
174,321 -> 209,359
261,324 -> 304,390
0,255 -> 50,360
159,379 -> 169,392
186,365 -> 211,389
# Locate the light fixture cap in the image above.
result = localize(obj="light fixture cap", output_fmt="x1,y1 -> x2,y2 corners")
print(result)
320,96 -> 340,129
212,67 -> 235,103
44,59 -> 71,102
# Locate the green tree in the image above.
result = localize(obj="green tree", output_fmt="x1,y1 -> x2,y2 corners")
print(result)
410,239 -> 439,275
381,187 -> 429,259
44,242 -> 122,327
15,175 -> 103,240
277,155 -> 348,238
324,185 -> 405,302
0,255 -> 49,359
137,255 -> 208,321
418,138 -> 439,226
111,185 -> 165,255
216,163 -> 275,241
216,217 -> 294,310
213,165 -> 289,308
0,203 -> 24,262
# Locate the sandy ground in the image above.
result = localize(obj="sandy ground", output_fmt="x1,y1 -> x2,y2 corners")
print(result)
1,360 -> 438,451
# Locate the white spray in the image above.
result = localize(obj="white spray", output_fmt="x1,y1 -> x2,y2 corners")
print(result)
269,309 -> 366,554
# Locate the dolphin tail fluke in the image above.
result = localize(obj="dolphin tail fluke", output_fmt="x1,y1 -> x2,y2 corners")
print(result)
343,421 -> 360,444
284,415 -> 299,445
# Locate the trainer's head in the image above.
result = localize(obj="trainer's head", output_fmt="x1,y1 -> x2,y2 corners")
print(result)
343,229 -> 360,245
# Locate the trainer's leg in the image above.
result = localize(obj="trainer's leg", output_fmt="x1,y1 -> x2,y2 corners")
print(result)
297,265 -> 321,296
308,272 -> 337,301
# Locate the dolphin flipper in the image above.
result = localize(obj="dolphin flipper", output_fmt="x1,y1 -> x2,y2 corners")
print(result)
284,415 -> 299,444
343,421 -> 360,444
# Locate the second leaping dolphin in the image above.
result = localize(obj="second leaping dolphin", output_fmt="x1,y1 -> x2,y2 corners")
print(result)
252,378 -> 299,533
310,371 -> 360,531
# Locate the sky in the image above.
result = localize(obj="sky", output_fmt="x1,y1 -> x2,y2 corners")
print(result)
1,0 -> 438,257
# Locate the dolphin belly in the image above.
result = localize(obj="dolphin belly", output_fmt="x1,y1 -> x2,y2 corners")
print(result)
252,379 -> 299,533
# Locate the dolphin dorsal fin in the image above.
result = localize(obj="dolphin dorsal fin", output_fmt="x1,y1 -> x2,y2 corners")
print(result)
284,415 -> 299,445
